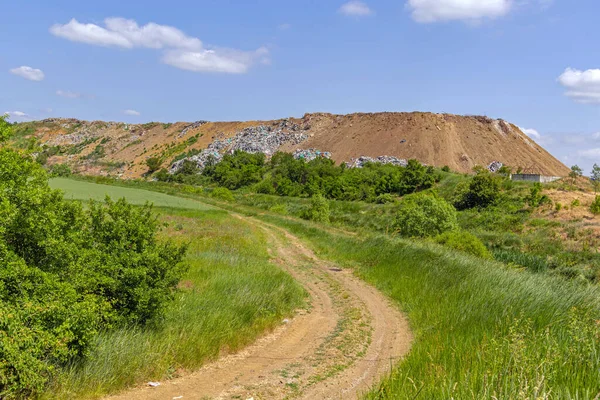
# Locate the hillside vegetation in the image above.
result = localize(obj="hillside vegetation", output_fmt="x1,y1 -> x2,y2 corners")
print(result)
12,112 -> 568,179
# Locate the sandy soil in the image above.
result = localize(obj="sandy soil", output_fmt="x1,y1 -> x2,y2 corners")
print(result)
105,217 -> 412,400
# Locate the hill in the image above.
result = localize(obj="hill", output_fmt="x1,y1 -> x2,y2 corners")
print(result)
14,112 -> 569,178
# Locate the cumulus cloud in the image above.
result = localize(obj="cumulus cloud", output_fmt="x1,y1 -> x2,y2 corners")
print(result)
339,1 -> 374,16
407,0 -> 512,23
9,66 -> 45,81
123,109 -> 141,116
162,47 -> 270,74
558,68 -> 600,104
56,90 -> 83,99
50,18 -> 268,74
4,111 -> 31,121
519,127 -> 541,140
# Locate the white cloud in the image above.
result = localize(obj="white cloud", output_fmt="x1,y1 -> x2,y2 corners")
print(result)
9,66 -> 45,81
339,1 -> 374,17
558,68 -> 600,104
4,111 -> 31,121
579,148 -> 600,160
50,18 -> 266,74
124,109 -> 141,116
278,23 -> 292,30
519,126 -> 541,140
162,47 -> 270,74
56,90 -> 83,99
407,0 -> 512,23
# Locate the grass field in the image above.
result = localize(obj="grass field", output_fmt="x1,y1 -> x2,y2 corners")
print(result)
44,180 -> 305,399
50,178 -> 600,399
50,177 -> 214,210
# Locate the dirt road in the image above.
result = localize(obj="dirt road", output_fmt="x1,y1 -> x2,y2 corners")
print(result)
106,219 -> 412,400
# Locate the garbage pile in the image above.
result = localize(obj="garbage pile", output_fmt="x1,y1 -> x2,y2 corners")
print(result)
293,149 -> 332,162
179,121 -> 208,138
488,161 -> 503,173
347,155 -> 408,168
169,120 -> 308,173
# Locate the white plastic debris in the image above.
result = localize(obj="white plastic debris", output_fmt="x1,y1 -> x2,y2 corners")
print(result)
148,381 -> 161,387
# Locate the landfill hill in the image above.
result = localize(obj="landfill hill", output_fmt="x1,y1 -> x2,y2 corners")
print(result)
17,112 -> 569,178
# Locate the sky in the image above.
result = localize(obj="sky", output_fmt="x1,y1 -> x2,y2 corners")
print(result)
2,0 -> 600,171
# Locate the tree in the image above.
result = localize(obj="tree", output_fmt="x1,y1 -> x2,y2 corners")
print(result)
569,165 -> 583,187
591,164 -> 600,193
0,114 -> 12,142
455,171 -> 501,210
145,157 -> 162,173
395,194 -> 458,237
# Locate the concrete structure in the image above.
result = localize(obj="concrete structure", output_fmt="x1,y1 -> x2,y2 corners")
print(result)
510,174 -> 562,183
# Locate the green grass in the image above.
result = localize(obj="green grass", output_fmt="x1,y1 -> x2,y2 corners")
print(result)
50,177 -> 214,211
43,180 -> 305,399
245,212 -> 600,399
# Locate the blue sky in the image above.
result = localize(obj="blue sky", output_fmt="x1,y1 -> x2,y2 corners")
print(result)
2,0 -> 600,171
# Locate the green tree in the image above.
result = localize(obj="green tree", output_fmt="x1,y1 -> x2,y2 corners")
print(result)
591,164 -> 600,193
591,196 -> 600,215
0,114 -> 12,142
301,194 -> 330,223
455,171 -> 501,210
145,157 -> 162,173
569,165 -> 583,187
395,194 -> 458,237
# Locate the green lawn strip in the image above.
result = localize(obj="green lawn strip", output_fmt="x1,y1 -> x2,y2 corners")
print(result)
41,186 -> 305,398
50,177 -> 214,211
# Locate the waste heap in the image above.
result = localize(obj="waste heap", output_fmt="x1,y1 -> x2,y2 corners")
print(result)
169,119 -> 308,173
487,161 -> 503,173
293,149 -> 332,162
179,121 -> 208,138
347,155 -> 408,168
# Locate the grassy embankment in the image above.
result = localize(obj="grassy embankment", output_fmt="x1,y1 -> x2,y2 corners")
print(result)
65,177 -> 600,399
45,178 -> 305,398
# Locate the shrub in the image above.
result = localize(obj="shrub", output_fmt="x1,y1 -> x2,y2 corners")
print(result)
441,165 -> 451,173
590,196 -> 600,215
301,194 -> 330,223
394,194 -> 458,237
434,231 -> 492,259
50,163 -> 72,177
0,117 -> 188,396
375,193 -> 396,204
210,187 -> 235,202
527,183 -> 551,208
455,171 -> 501,210
571,199 -> 581,208
555,202 -> 563,212
145,157 -> 162,173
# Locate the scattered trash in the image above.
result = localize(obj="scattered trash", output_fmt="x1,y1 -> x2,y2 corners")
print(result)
293,148 -> 331,161
148,381 -> 161,387
400,139 -> 406,144
179,121 -> 208,138
346,156 -> 408,168
282,318 -> 290,324
173,396 -> 183,399
170,120 -> 308,174
488,161 -> 503,173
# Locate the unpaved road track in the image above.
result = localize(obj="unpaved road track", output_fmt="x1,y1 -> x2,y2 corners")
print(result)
106,217 -> 412,400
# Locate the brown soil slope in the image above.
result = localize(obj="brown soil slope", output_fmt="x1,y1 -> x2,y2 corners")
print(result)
16,112 -> 568,178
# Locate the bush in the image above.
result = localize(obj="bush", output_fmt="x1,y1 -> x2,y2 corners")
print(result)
301,194 -> 330,223
0,117 -> 188,396
50,163 -> 72,177
145,157 -> 162,173
395,194 -> 458,237
434,231 -> 492,259
441,165 -> 451,173
590,196 -> 600,215
210,187 -> 235,202
527,183 -> 551,208
455,171 -> 501,210
375,193 -> 396,204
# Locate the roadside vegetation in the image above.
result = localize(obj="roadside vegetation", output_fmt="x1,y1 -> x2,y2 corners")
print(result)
0,117 -> 304,399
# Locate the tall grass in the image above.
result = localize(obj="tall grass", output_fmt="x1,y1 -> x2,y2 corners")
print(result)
251,213 -> 600,399
45,208 -> 305,398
